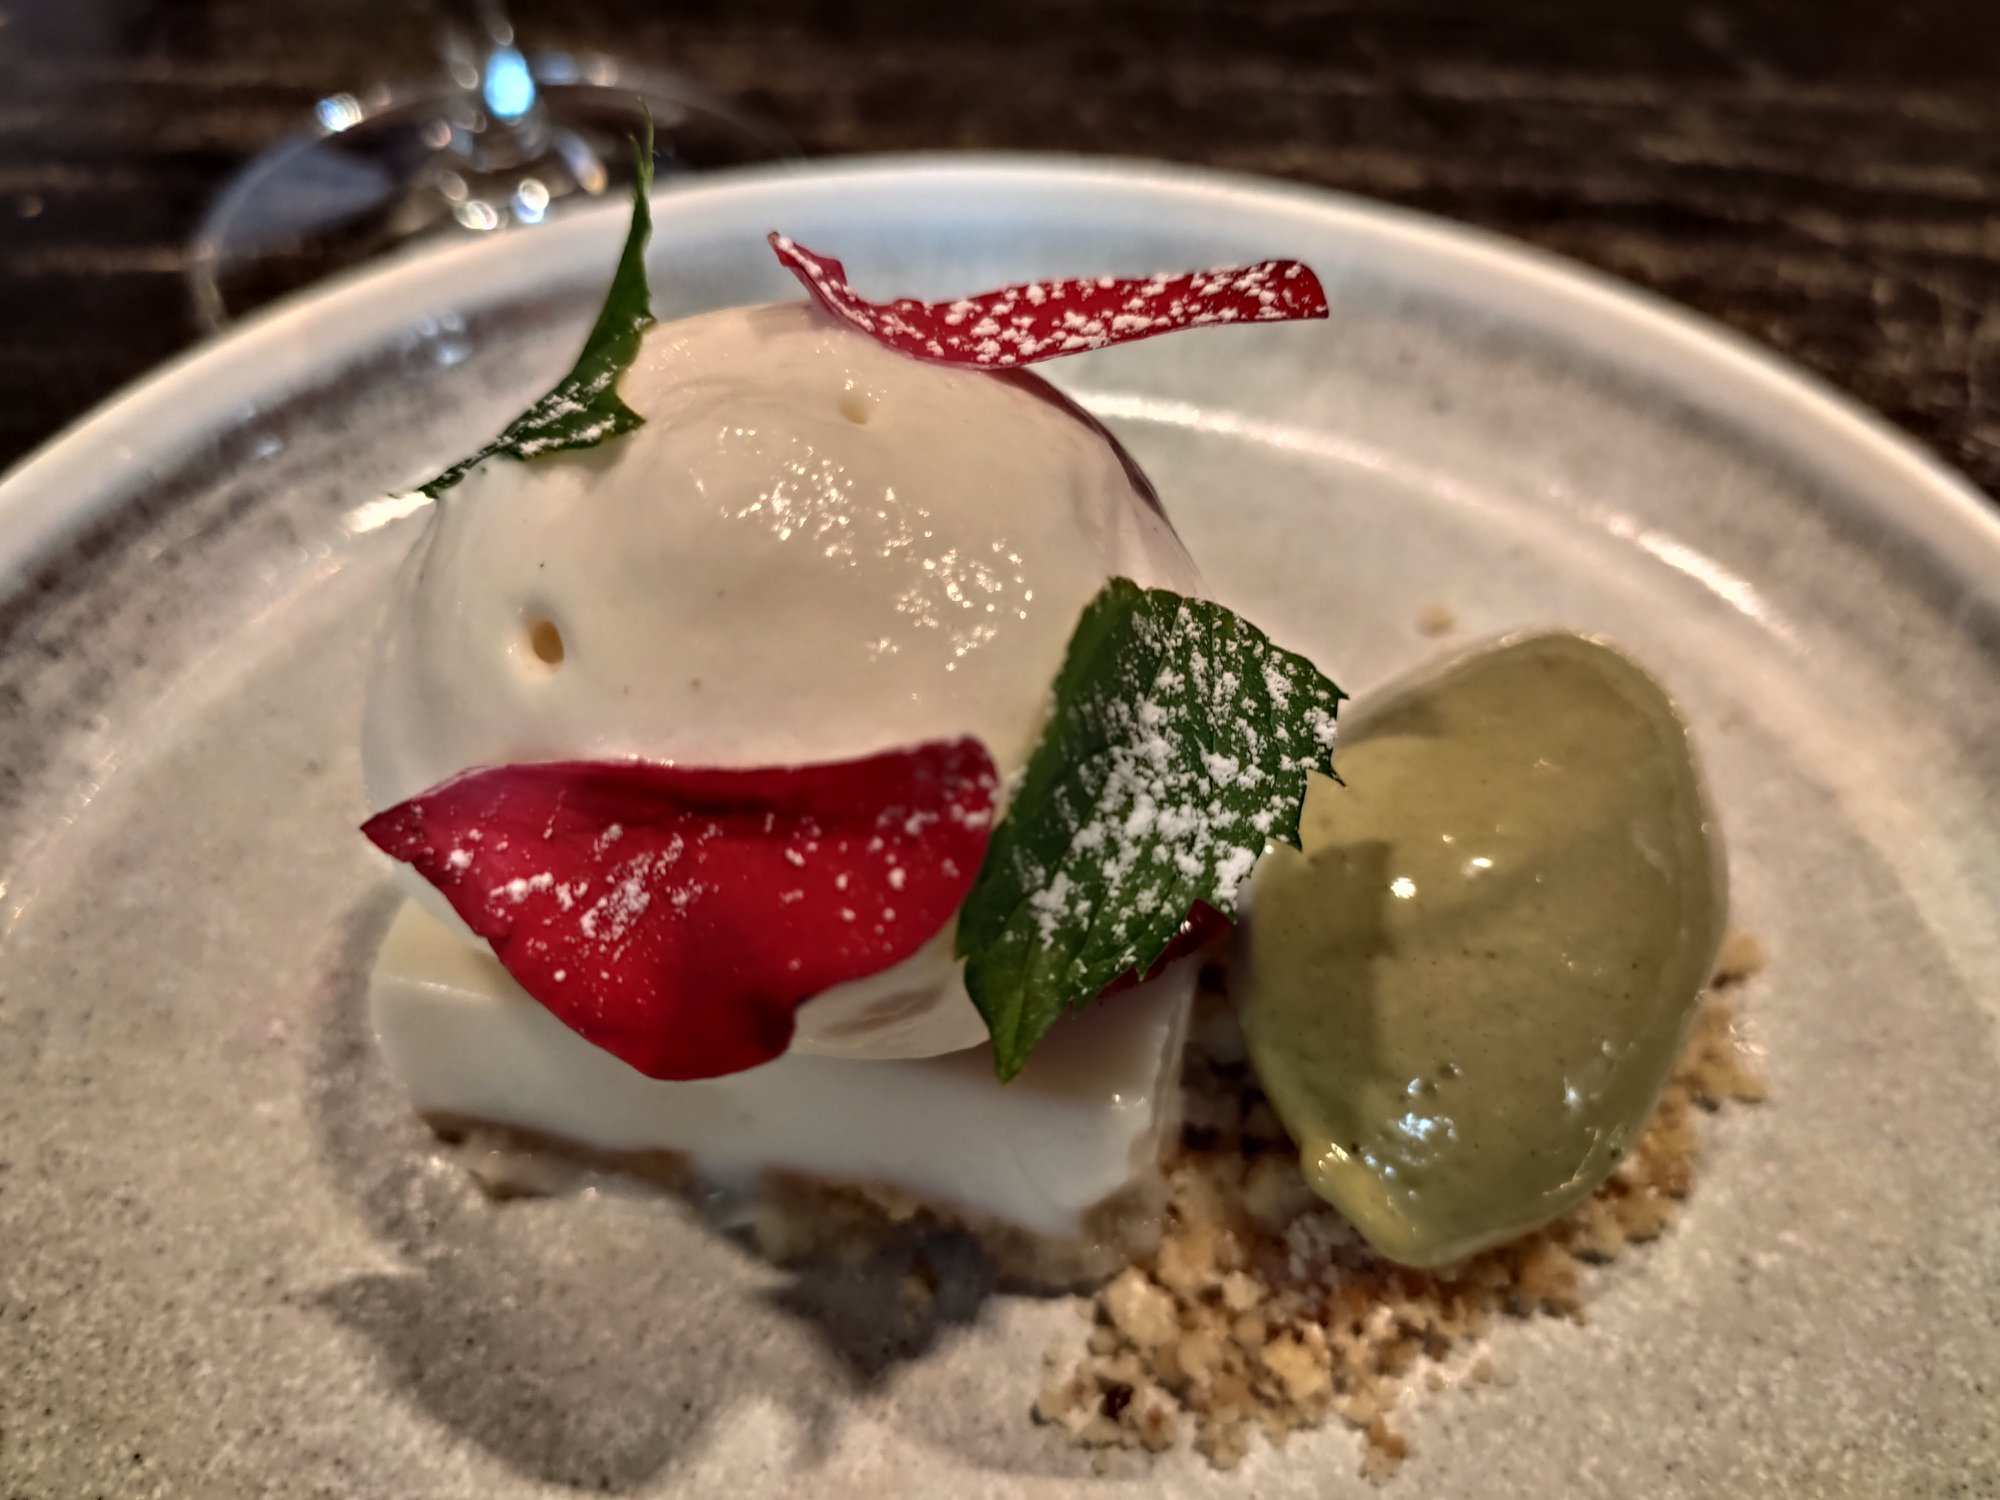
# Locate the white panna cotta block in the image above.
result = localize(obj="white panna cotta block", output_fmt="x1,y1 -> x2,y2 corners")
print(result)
370,901 -> 1196,1237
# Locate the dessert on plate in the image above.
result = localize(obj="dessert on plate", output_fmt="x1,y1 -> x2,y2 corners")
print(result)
356,148 -> 1763,1473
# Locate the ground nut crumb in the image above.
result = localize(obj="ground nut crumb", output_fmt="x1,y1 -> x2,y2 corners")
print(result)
1362,1415 -> 1410,1477
1105,1267 -> 1180,1348
1220,1270 -> 1264,1313
1261,1332 -> 1334,1405
1135,1388 -> 1181,1451
1155,1221 -> 1218,1296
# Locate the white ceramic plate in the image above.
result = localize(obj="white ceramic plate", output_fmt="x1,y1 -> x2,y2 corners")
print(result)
2,158 -> 1995,1499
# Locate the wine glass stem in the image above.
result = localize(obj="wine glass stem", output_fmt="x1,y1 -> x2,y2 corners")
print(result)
434,0 -> 552,173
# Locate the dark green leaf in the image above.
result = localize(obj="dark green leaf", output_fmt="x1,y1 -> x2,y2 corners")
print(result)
418,128 -> 657,497
957,578 -> 1345,1080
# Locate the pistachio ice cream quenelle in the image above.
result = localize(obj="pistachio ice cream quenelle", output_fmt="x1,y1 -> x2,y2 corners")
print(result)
1236,632 -> 1727,1267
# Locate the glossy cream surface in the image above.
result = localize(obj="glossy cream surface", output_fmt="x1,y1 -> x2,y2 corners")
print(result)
362,300 -> 1198,1059
370,901 -> 1196,1236
1236,633 -> 1726,1267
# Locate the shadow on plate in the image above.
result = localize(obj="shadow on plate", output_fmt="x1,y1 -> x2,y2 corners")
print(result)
305,890 -> 1100,1490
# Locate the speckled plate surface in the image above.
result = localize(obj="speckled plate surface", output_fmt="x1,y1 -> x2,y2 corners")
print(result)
2,158 -> 1996,1499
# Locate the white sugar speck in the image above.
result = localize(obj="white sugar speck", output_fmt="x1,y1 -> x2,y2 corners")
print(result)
1214,845 -> 1260,905
489,872 -> 554,904
1029,872 -> 1081,943
578,855 -> 659,943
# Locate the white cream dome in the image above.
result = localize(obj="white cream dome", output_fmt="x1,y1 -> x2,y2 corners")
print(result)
363,299 -> 1198,1058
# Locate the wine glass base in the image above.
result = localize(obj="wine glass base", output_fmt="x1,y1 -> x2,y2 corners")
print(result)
187,54 -> 796,327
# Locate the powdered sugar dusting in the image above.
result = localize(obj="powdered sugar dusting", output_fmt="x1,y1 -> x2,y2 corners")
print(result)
489,871 -> 555,905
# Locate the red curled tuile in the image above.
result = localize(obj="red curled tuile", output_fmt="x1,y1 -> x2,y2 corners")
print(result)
768,233 -> 1328,369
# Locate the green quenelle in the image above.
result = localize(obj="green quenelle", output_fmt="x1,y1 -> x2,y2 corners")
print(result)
1237,632 -> 1726,1268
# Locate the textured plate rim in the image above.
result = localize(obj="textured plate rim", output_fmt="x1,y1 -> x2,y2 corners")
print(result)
2,151 -> 1997,605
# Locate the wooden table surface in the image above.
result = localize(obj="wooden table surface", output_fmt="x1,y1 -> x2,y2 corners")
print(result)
2,0 -> 1996,494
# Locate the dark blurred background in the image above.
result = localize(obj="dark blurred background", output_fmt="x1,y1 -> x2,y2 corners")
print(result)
2,0 -> 1997,489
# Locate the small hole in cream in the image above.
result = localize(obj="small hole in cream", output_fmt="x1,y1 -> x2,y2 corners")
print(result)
837,391 -> 872,426
527,617 -> 566,667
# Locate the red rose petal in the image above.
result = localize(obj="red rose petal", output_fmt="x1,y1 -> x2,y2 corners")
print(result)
768,233 -> 1329,369
362,740 -> 998,1081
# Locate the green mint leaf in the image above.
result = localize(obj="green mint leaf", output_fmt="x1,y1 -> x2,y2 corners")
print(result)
418,128 -> 657,497
957,578 -> 1345,1080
